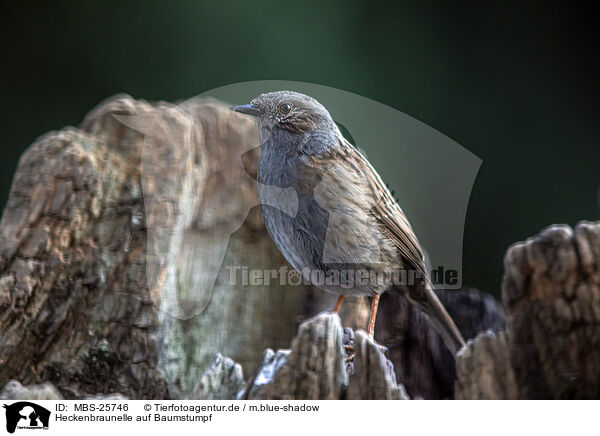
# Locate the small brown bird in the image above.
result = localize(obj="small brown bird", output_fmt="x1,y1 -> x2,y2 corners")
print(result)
233,91 -> 465,355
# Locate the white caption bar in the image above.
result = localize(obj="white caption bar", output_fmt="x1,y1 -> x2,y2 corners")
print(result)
0,400 -> 595,436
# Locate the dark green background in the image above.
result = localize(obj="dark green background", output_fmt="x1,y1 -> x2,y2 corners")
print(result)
1,1 -> 599,297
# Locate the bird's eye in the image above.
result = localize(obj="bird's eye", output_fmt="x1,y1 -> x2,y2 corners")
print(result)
278,103 -> 292,115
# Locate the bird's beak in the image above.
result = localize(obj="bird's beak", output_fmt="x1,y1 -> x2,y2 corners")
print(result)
231,103 -> 262,116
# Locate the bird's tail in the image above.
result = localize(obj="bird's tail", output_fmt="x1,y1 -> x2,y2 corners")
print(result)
421,288 -> 465,356
406,278 -> 466,356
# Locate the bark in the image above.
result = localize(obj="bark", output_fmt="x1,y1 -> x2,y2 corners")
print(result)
454,331 -> 518,400
455,222 -> 600,399
242,313 -> 409,400
346,330 -> 409,400
376,287 -> 506,399
0,380 -> 63,400
191,353 -> 246,400
2,94 -> 593,400
0,95 -> 367,399
244,313 -> 349,400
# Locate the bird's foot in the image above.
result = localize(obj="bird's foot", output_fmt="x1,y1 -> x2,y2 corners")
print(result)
342,327 -> 355,374
343,344 -> 355,362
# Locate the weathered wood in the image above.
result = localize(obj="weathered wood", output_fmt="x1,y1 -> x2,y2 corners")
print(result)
5,94 -> 581,400
0,119 -> 170,399
243,312 -> 409,400
455,222 -> 600,399
244,313 -> 347,400
0,95 -> 316,399
0,380 -> 63,400
454,331 -> 518,400
376,287 -> 506,399
0,95 -> 375,399
346,330 -> 409,400
191,353 -> 246,400
505,222 -> 600,399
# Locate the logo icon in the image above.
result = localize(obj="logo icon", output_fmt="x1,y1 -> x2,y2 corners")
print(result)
2,402 -> 50,433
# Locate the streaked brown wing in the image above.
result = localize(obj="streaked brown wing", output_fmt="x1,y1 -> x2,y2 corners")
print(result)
337,137 -> 427,276
331,137 -> 466,353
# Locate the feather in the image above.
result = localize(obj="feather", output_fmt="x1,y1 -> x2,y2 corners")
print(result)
336,136 -> 466,355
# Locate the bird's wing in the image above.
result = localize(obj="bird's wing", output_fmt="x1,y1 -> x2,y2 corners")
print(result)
336,137 -> 427,277
338,137 -> 466,354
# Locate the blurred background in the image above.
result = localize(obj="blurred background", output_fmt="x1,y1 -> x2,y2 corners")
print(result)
1,1 -> 599,297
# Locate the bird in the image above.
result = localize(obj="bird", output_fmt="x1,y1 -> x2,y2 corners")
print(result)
232,91 -> 465,355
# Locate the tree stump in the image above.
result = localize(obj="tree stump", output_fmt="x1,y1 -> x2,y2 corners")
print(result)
243,313 -> 409,400
0,95 -> 368,399
1,94 -> 572,400
455,222 -> 600,399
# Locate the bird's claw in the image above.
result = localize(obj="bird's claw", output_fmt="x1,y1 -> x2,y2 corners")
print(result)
344,344 -> 355,362
342,327 -> 356,373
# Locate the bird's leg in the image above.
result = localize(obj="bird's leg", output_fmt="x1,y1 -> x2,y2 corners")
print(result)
367,294 -> 381,337
332,295 -> 345,313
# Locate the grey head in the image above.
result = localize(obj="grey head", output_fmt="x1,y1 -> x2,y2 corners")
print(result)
232,91 -> 339,155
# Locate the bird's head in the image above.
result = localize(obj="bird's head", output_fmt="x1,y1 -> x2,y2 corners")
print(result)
232,91 -> 334,136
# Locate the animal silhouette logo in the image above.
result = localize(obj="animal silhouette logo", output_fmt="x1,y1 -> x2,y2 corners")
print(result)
2,402 -> 50,433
